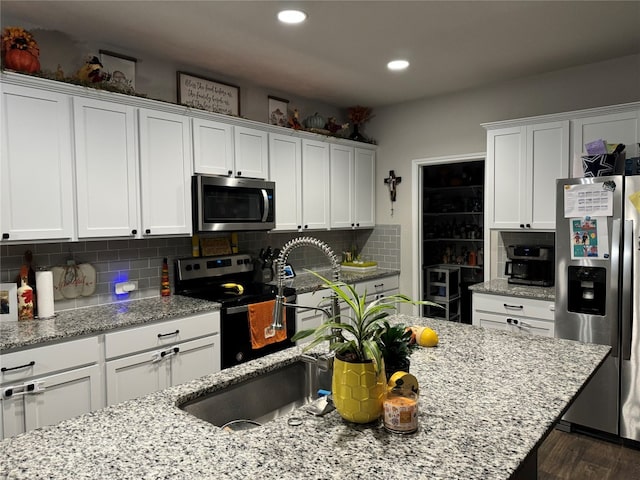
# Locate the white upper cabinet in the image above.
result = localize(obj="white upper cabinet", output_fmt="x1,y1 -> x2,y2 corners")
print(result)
1,84 -> 74,241
301,139 -> 331,231
138,108 -> 193,236
268,133 -> 302,231
233,126 -> 269,179
354,147 -> 376,228
192,121 -> 268,179
571,109 -> 640,176
330,144 -> 354,229
73,97 -> 139,238
487,121 -> 569,230
192,117 -> 234,176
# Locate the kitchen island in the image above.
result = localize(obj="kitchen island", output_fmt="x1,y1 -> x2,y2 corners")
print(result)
0,315 -> 609,479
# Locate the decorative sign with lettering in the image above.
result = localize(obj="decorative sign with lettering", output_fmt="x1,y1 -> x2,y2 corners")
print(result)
177,71 -> 240,116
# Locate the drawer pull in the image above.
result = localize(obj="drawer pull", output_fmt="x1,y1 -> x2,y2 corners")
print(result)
506,318 -> 519,325
1,360 -> 35,373
157,330 -> 179,338
374,283 -> 384,288
504,303 -> 524,310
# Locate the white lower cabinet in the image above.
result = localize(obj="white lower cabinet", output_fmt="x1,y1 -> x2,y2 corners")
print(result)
472,292 -> 555,337
0,337 -> 102,439
104,312 -> 221,406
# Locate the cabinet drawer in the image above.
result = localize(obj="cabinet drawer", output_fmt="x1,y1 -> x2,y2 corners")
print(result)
104,311 -> 220,359
354,276 -> 400,297
473,293 -> 554,321
475,311 -> 554,337
1,337 -> 99,384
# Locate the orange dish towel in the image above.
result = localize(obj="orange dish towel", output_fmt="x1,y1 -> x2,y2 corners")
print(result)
248,300 -> 287,349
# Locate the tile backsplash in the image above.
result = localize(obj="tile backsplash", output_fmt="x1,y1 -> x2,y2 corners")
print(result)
0,225 -> 401,311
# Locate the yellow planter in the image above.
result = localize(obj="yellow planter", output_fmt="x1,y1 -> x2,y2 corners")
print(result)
332,356 -> 386,424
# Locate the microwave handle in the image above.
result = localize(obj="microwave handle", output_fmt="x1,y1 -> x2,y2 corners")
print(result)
261,189 -> 270,222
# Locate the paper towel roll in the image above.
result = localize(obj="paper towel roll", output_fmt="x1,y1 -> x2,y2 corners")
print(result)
36,270 -> 55,319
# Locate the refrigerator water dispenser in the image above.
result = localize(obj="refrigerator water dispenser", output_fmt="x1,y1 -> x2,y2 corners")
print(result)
567,266 -> 606,315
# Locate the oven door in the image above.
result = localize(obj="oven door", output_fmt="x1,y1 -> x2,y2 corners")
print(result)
221,295 -> 296,369
194,175 -> 275,232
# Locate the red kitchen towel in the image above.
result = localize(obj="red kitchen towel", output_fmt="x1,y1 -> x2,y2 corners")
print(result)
248,300 -> 287,349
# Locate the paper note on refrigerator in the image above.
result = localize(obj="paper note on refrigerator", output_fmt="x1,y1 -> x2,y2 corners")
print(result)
570,217 -> 609,260
563,183 -> 614,218
629,190 -> 640,213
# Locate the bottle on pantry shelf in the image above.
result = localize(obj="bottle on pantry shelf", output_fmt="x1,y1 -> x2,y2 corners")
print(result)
17,265 -> 34,320
191,234 -> 200,257
161,258 -> 171,297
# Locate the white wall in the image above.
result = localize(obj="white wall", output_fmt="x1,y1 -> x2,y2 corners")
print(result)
2,18 -> 345,125
368,54 -> 640,304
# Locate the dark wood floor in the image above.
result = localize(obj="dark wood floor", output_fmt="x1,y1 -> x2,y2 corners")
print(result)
538,428 -> 640,479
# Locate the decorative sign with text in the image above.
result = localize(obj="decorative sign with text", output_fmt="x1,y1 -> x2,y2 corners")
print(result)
177,72 -> 240,116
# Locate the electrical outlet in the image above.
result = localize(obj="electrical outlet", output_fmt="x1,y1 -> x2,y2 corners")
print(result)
115,281 -> 138,295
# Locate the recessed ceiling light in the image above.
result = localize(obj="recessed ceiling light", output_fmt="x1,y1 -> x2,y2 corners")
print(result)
387,60 -> 410,71
277,9 -> 307,24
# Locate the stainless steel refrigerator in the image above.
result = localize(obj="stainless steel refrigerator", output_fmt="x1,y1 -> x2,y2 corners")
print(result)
555,175 -> 639,441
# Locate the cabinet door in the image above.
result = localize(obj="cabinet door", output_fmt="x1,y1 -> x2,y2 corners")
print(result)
138,108 -> 192,236
527,121 -> 569,230
233,126 -> 268,179
486,127 -> 527,229
169,335 -> 221,386
301,140 -> 330,230
73,98 -> 138,238
571,109 -> 640,177
105,349 -> 168,406
330,144 -> 354,229
269,133 -> 302,231
2,364 -> 102,438
354,148 -> 376,228
192,117 -> 234,175
1,84 -> 74,241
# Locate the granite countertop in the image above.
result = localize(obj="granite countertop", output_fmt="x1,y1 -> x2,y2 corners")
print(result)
0,296 -> 220,352
1,269 -> 399,353
469,278 -> 555,301
273,267 -> 400,294
0,315 -> 609,480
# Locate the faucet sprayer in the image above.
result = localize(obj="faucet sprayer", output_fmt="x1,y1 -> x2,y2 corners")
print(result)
271,236 -> 341,330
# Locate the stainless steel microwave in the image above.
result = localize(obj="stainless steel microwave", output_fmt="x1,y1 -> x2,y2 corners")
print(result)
192,175 -> 275,232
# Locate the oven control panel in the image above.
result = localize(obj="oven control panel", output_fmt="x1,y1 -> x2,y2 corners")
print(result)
176,254 -> 253,281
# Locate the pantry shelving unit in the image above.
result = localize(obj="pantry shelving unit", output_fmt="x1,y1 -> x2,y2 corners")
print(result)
424,265 -> 461,322
421,161 -> 485,324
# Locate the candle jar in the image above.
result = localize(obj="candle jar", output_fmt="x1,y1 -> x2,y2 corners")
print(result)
383,387 -> 419,434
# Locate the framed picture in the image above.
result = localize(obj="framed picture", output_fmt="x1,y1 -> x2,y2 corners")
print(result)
0,283 -> 18,322
268,96 -> 289,127
177,71 -> 240,116
99,50 -> 137,89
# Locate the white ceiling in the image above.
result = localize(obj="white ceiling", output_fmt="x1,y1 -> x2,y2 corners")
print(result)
2,1 -> 640,108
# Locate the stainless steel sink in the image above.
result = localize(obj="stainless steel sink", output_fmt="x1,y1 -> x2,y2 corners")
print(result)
179,359 -> 332,428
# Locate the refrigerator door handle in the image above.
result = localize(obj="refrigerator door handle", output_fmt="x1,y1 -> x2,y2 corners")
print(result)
610,218 -> 621,359
622,219 -> 633,361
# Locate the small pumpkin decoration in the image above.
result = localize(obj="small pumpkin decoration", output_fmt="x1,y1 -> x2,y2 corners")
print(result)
1,26 -> 41,74
304,112 -> 325,130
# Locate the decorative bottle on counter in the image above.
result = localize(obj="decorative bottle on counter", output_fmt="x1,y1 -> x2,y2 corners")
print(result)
161,258 -> 171,297
17,270 -> 34,321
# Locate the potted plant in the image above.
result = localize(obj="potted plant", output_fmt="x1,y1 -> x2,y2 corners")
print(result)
377,320 -> 418,381
292,271 -> 437,424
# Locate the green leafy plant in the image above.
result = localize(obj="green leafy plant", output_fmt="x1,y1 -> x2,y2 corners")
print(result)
377,320 -> 417,376
291,271 -> 438,372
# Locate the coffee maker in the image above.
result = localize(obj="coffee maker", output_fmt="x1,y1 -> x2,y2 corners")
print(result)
505,245 -> 554,287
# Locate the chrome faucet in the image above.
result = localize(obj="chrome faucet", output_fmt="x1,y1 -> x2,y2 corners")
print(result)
271,236 -> 341,330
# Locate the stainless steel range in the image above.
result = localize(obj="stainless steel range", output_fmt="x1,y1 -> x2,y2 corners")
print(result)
174,254 -> 296,369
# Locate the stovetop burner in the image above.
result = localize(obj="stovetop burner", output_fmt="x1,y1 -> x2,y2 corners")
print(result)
174,254 -> 294,307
